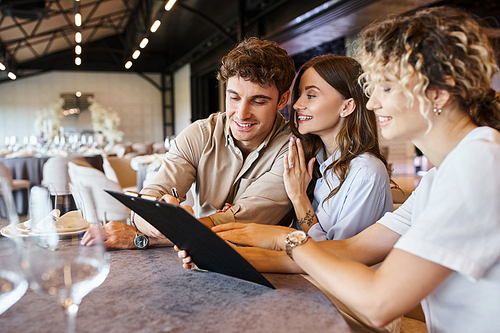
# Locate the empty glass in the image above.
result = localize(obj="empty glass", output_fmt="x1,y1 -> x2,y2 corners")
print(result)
0,177 -> 28,315
24,185 -> 109,333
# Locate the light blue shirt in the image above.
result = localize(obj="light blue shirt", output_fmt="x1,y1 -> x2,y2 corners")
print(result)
307,148 -> 393,241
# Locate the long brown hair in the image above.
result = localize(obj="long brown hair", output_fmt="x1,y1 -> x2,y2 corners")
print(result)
290,55 -> 391,203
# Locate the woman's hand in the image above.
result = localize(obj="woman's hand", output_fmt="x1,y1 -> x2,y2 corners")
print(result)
212,223 -> 293,251
174,245 -> 198,270
283,137 -> 315,204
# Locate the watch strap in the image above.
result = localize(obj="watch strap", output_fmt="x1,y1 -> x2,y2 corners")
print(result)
285,231 -> 309,261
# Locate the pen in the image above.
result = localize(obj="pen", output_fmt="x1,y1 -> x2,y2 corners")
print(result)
171,188 -> 179,202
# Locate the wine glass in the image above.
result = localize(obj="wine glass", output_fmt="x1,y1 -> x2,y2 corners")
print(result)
24,185 -> 109,333
0,177 -> 28,315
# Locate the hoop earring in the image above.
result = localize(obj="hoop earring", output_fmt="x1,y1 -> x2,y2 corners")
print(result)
433,104 -> 442,116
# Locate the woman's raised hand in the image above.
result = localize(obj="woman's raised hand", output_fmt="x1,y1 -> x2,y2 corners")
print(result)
174,245 -> 198,270
283,137 -> 315,204
212,223 -> 292,251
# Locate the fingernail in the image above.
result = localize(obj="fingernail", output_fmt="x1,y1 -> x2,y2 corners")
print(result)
297,138 -> 300,143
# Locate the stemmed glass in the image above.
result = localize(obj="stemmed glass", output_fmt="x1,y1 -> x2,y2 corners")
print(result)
24,185 -> 109,333
0,177 -> 28,315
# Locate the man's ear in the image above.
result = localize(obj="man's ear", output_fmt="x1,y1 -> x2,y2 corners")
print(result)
277,90 -> 290,111
341,98 -> 356,117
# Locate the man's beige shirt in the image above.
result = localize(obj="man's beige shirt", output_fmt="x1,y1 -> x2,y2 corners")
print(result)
134,111 -> 292,238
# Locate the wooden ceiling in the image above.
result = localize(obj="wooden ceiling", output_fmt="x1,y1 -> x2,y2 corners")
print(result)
0,0 -> 499,83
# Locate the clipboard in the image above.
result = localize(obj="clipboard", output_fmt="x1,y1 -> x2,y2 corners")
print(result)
105,190 -> 275,289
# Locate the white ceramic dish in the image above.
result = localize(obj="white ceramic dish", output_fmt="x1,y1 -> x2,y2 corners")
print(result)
16,220 -> 89,233
2,223 -> 91,238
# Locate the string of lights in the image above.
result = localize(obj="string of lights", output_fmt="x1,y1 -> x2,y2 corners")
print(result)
125,0 -> 176,70
74,0 -> 82,66
0,50 -> 16,80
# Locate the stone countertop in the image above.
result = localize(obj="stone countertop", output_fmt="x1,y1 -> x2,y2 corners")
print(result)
0,246 -> 349,333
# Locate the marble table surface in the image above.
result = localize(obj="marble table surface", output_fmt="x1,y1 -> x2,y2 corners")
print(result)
0,246 -> 350,333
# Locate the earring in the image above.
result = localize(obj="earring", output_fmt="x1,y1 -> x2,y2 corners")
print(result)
340,112 -> 345,117
433,104 -> 442,116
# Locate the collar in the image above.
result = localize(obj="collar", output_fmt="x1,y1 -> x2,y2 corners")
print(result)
317,147 -> 341,174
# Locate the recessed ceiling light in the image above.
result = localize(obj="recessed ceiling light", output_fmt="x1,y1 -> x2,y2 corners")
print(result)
165,0 -> 177,11
75,13 -> 82,27
139,38 -> 149,49
150,20 -> 161,33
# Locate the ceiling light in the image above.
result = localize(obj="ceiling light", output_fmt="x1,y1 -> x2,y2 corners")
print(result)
75,57 -> 82,66
164,0 -> 177,11
150,20 -> 161,33
75,32 -> 82,43
139,38 -> 149,48
75,45 -> 82,55
125,61 -> 133,69
132,50 -> 141,59
76,91 -> 82,97
0,62 -> 5,71
75,13 -> 82,27
7,72 -> 16,80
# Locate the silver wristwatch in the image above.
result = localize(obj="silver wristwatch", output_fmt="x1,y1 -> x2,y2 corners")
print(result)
285,230 -> 309,260
134,231 -> 149,249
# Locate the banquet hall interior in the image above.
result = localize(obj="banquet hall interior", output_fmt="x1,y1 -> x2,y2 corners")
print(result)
0,0 -> 499,332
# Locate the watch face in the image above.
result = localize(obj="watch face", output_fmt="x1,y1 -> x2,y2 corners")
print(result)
289,231 -> 307,243
134,235 -> 148,248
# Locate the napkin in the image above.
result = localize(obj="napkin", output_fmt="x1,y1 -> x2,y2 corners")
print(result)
27,209 -> 88,232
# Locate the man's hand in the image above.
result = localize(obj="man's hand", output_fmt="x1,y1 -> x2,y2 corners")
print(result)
81,221 -> 137,249
216,203 -> 234,213
212,223 -> 293,251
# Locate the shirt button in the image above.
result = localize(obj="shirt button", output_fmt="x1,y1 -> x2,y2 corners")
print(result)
235,149 -> 240,154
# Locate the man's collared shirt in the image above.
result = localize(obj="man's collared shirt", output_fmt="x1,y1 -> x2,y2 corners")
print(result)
134,111 -> 292,238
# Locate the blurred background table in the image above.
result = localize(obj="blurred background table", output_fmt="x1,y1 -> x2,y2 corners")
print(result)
0,245 -> 350,333
0,154 -> 103,215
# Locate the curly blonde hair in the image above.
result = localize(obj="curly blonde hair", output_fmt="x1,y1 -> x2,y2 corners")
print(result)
357,6 -> 500,130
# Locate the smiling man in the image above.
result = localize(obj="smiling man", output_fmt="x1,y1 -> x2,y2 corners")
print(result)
91,37 -> 296,249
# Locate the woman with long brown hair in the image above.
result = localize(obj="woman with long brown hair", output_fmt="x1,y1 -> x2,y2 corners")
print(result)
285,54 -> 392,241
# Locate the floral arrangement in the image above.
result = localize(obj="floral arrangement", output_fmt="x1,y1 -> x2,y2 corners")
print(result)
34,98 -> 64,138
87,97 -> 124,143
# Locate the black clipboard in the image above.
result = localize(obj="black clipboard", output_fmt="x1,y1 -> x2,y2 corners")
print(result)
105,190 -> 275,289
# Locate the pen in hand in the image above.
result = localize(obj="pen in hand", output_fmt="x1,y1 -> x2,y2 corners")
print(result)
171,188 -> 179,203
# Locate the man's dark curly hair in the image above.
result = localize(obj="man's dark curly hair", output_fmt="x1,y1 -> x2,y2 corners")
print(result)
217,37 -> 296,98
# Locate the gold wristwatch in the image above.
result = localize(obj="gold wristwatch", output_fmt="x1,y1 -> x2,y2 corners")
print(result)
284,230 -> 309,260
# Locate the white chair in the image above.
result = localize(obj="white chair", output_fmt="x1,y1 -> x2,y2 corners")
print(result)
41,156 -> 90,195
102,156 -> 137,192
68,162 -> 130,223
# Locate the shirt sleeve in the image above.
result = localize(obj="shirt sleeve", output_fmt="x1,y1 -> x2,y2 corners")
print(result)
133,121 -> 204,237
394,140 -> 500,280
323,174 -> 392,240
209,142 -> 293,226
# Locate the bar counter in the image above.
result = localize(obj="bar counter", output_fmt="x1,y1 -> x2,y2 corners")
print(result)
0,246 -> 350,332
